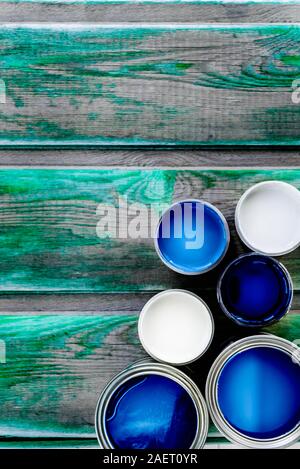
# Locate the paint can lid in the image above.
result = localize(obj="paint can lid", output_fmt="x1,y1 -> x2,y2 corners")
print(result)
138,289 -> 214,365
235,181 -> 300,256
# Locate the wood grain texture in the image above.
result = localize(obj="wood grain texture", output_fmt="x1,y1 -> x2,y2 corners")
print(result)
1,149 -> 300,167
0,0 -> 299,452
0,168 -> 299,293
0,293 -> 153,314
0,313 -> 143,439
1,24 -> 300,147
1,290 -> 300,314
1,2 -> 300,23
0,300 -> 298,442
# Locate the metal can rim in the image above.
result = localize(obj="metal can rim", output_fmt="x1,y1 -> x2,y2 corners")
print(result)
138,289 -> 215,365
235,181 -> 300,257
154,198 -> 230,276
205,334 -> 300,448
95,361 -> 209,449
217,253 -> 294,328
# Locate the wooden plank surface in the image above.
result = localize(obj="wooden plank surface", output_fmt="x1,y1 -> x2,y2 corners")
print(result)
0,168 -> 298,293
0,0 -> 299,450
1,24 -> 300,147
1,149 -> 300,167
1,1 -> 300,23
0,301 -> 298,442
0,313 -> 142,439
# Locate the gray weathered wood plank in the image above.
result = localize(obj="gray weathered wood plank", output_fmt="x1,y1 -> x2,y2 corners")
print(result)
0,149 -> 300,167
1,2 -> 300,24
1,290 -> 300,314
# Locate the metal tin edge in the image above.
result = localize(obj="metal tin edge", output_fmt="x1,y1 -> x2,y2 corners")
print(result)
138,289 -> 215,365
205,334 -> 300,449
154,198 -> 230,275
95,361 -> 209,449
216,253 -> 294,328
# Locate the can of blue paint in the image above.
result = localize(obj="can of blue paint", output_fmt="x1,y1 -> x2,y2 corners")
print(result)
217,253 -> 293,327
206,335 -> 300,448
154,199 -> 230,275
95,360 -> 209,449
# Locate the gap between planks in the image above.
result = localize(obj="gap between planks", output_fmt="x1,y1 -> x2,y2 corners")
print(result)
1,166 -> 300,170
0,293 -> 154,314
1,292 -> 299,314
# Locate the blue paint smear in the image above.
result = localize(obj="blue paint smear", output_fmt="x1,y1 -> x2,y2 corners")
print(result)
105,374 -> 198,449
217,347 -> 300,439
157,201 -> 228,274
219,254 -> 292,326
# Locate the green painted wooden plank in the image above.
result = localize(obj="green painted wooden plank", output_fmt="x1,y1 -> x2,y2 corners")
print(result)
1,24 -> 300,146
0,311 -> 298,441
0,439 -> 232,449
0,168 -> 299,293
0,438 -> 229,449
0,433 -> 230,448
0,314 -> 142,439
0,439 -> 99,448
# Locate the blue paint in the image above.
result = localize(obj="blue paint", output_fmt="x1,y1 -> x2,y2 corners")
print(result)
217,346 -> 300,439
105,374 -> 198,449
156,200 -> 228,274
219,254 -> 292,326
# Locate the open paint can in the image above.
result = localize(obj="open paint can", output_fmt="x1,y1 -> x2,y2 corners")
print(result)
95,360 -> 209,449
155,199 -> 230,275
206,335 -> 300,448
217,253 -> 293,327
235,181 -> 300,256
138,290 -> 214,365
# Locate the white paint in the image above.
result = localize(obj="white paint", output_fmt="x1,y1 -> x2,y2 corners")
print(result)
236,181 -> 300,256
138,289 -> 214,365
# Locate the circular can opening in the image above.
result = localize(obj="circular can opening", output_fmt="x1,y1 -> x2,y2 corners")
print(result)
155,199 -> 229,275
236,181 -> 300,256
96,362 -> 208,449
218,254 -> 293,327
206,336 -> 300,448
138,290 -> 214,365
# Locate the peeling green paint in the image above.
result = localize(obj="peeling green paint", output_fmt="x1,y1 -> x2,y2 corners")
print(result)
0,169 -> 298,292
0,310 -> 299,441
0,314 -> 138,437
0,25 -> 299,146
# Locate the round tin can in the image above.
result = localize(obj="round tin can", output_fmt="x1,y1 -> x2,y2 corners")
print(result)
235,181 -> 300,256
154,199 -> 230,275
206,335 -> 300,448
95,360 -> 209,449
138,290 -> 214,365
217,253 -> 293,327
